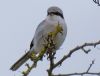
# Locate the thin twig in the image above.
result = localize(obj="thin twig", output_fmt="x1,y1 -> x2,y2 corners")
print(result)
52,72 -> 100,76
86,60 -> 95,72
22,62 -> 37,76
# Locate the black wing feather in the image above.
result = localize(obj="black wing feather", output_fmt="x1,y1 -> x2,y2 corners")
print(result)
30,39 -> 34,49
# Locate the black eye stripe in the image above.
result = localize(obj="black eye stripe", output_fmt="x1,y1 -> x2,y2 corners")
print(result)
48,12 -> 64,19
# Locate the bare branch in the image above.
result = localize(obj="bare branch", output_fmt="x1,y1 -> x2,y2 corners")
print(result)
53,72 -> 100,76
22,62 -> 37,76
47,40 -> 100,76
86,60 -> 95,72
93,0 -> 100,6
47,53 -> 55,76
52,40 -> 100,70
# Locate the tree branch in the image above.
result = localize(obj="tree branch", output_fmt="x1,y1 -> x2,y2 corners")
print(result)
52,40 -> 100,70
47,53 -> 55,76
86,60 -> 95,72
93,0 -> 100,6
53,72 -> 100,76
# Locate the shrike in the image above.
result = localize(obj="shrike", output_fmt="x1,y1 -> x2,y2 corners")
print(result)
10,6 -> 67,71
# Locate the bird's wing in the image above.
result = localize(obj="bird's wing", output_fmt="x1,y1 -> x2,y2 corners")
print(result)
30,39 -> 34,49
29,20 -> 46,49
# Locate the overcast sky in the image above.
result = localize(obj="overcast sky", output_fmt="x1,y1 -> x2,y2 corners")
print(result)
0,0 -> 100,76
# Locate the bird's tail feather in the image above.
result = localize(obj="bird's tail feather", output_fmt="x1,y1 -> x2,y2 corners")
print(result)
10,51 -> 31,71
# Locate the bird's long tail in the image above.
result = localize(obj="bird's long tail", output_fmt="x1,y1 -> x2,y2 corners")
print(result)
10,51 -> 31,71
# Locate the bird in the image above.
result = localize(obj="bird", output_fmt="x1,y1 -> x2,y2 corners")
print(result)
10,6 -> 67,71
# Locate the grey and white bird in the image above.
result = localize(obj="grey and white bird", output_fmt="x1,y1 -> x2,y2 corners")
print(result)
10,6 -> 67,71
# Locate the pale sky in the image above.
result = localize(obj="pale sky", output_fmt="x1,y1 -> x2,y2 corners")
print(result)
0,0 -> 100,76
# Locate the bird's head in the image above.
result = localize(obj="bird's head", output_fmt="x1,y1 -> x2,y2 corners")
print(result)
47,6 -> 64,19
